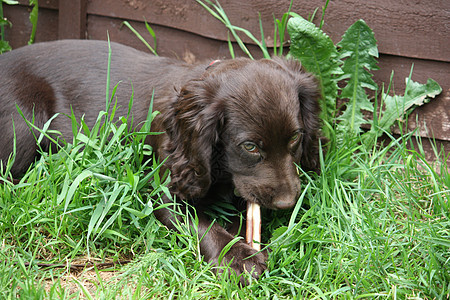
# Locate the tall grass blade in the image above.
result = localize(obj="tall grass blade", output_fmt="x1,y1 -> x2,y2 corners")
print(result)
122,20 -> 158,56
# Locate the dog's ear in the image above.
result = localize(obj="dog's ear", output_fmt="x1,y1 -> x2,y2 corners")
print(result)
274,57 -> 323,173
297,77 -> 322,173
162,79 -> 224,199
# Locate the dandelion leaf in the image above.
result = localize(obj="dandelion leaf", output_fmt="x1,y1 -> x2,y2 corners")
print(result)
379,78 -> 442,131
287,15 -> 342,135
337,19 -> 379,134
363,78 -> 442,145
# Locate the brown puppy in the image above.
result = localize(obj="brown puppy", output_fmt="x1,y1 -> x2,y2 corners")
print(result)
0,40 -> 321,284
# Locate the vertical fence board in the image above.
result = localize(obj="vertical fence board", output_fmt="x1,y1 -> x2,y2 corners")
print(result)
58,0 -> 86,39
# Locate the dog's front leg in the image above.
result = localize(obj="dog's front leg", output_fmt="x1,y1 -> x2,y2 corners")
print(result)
153,195 -> 267,285
197,211 -> 267,283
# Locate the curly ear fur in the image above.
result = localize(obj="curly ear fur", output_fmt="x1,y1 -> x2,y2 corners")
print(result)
273,57 -> 323,173
162,79 -> 224,199
298,79 -> 322,173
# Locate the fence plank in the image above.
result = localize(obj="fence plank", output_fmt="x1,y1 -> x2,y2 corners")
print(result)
16,0 -> 58,9
87,0 -> 449,62
58,0 -> 87,39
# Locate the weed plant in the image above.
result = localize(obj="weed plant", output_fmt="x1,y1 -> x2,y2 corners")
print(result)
0,0 -> 38,53
0,1 -> 449,299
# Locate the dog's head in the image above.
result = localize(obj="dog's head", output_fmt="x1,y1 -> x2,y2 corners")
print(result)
163,57 -> 321,209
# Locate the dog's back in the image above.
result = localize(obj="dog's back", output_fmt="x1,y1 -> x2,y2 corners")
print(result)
0,40 -> 190,176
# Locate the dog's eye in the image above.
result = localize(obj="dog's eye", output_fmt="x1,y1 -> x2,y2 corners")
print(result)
242,142 -> 259,154
290,132 -> 301,144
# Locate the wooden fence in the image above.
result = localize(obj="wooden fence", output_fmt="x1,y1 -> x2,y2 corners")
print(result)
3,0 -> 449,160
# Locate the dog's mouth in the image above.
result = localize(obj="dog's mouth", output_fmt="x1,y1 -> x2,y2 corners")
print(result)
234,188 -> 297,210
234,188 -> 261,206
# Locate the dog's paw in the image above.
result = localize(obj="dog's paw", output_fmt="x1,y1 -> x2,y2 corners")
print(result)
218,241 -> 267,285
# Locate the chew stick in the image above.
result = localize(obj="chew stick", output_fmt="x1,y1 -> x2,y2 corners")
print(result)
246,202 -> 261,251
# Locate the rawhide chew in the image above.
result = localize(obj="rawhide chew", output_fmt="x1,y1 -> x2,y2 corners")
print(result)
246,202 -> 261,251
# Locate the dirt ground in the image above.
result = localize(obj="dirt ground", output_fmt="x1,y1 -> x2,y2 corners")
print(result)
42,258 -> 131,298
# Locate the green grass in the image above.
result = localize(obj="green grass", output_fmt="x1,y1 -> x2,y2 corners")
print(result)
1,11 -> 449,297
0,88 -> 448,298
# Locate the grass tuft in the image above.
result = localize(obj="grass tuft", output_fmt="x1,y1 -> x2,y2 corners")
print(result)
1,93 -> 447,297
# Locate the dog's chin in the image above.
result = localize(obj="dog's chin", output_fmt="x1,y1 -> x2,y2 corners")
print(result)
261,197 -> 297,210
270,198 -> 297,210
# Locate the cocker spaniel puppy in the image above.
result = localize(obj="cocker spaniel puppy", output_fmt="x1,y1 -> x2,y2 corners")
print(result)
0,40 -> 321,284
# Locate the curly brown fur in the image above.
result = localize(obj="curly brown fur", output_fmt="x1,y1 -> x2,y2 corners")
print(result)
0,40 -> 322,285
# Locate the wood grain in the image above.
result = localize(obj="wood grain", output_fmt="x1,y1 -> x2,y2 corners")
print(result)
86,0 -> 450,61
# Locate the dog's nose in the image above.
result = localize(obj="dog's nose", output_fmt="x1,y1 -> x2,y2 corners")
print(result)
272,181 -> 301,209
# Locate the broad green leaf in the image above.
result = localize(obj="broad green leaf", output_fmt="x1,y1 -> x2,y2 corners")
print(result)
337,19 -> 379,134
287,15 -> 342,138
380,78 -> 442,130
363,78 -> 442,143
